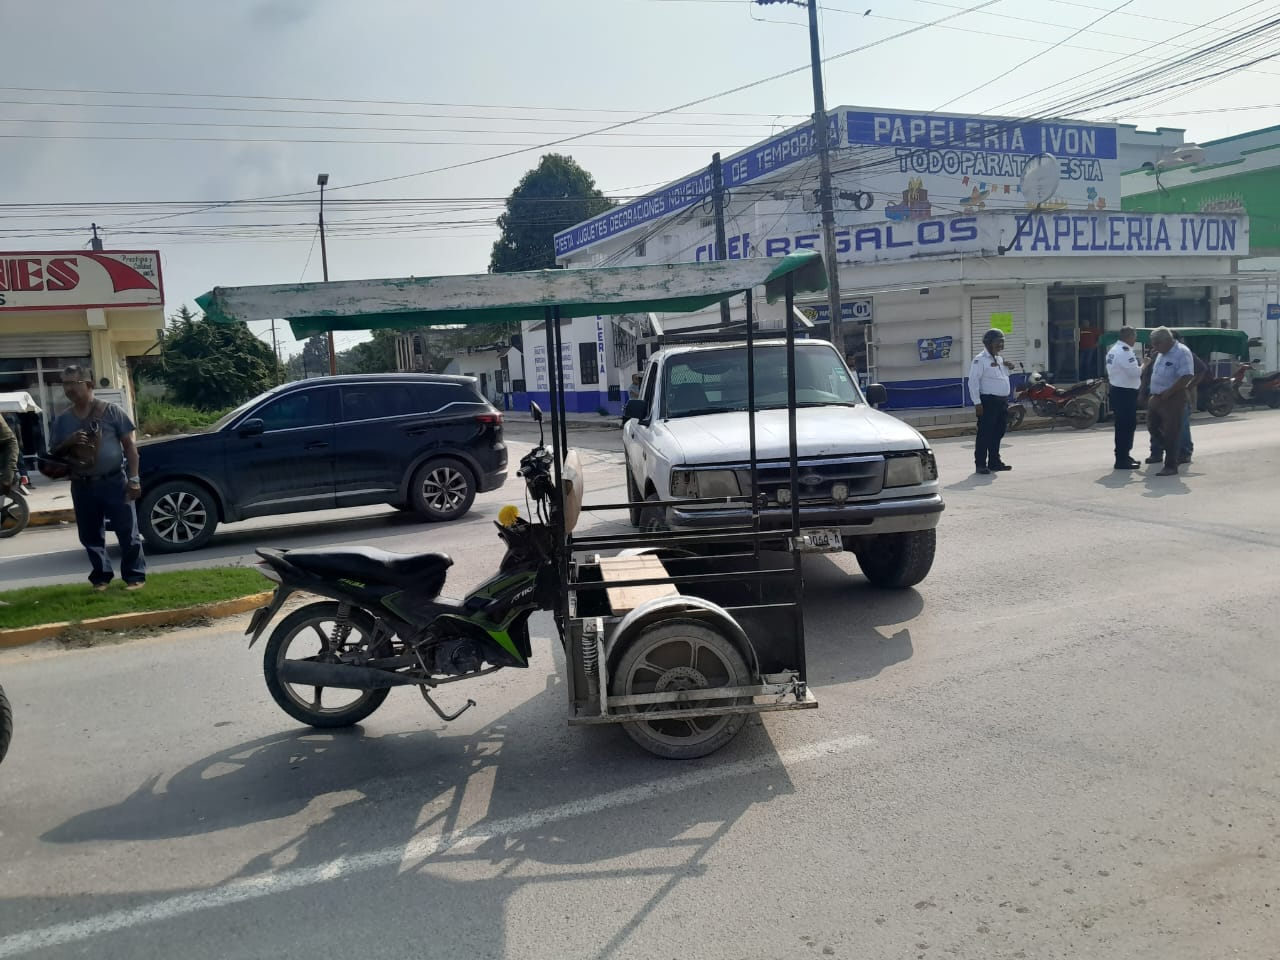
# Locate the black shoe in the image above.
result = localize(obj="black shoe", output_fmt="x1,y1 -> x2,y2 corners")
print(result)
975,466 -> 992,475
990,463 -> 1012,471
1178,454 -> 1191,464
1114,459 -> 1141,469
1144,455 -> 1162,464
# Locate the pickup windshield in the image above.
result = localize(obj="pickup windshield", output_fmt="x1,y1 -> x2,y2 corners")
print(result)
662,344 -> 863,419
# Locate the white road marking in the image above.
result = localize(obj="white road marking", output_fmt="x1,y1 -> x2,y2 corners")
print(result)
0,734 -> 870,957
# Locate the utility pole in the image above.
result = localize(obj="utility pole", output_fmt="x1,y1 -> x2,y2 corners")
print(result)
711,152 -> 732,327
317,173 -> 337,375
756,0 -> 844,352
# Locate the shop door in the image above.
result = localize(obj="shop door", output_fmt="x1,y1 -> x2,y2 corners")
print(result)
970,293 -> 1026,374
1048,296 -> 1079,382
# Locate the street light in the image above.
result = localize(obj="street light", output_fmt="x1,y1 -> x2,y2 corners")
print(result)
317,173 -> 336,375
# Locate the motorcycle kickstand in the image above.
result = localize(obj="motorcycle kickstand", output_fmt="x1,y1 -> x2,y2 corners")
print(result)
419,686 -> 477,722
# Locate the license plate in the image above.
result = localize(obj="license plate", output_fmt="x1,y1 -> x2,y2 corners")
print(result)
793,528 -> 843,553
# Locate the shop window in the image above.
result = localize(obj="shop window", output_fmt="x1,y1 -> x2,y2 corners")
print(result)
1145,284 -> 1211,328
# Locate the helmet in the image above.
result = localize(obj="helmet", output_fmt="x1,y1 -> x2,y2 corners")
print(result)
1029,371 -> 1045,386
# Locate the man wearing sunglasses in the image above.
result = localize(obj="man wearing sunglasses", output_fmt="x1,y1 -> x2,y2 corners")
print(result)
49,366 -> 146,591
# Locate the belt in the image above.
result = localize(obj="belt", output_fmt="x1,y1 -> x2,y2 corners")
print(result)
72,471 -> 125,483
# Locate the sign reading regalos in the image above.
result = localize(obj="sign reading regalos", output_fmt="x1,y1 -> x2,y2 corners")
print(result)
0,251 -> 162,311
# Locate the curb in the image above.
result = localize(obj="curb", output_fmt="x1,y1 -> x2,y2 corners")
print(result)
918,417 -> 1057,440
0,590 -> 274,649
27,508 -> 76,527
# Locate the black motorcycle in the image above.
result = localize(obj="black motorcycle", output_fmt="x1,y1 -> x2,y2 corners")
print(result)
244,403 -> 568,729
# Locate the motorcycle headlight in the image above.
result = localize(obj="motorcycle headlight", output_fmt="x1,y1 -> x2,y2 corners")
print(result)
670,469 -> 741,499
884,453 -> 925,487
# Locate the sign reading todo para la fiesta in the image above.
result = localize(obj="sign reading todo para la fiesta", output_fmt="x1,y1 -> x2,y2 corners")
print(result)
0,251 -> 163,311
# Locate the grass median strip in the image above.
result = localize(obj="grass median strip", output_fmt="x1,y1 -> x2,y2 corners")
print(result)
0,567 -> 269,630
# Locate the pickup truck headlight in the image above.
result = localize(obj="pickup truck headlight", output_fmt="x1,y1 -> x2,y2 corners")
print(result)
670,469 -> 741,499
884,453 -> 925,487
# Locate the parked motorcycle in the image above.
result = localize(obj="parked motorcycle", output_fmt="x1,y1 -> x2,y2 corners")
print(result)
0,485 -> 30,539
1015,369 -> 1108,429
0,682 -> 11,766
1231,363 -> 1280,409
245,403 -> 568,730
1195,375 -> 1236,417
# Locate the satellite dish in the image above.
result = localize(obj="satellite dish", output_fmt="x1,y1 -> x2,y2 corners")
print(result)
1019,153 -> 1060,207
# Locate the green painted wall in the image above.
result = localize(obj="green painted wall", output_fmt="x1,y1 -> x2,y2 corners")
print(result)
1123,164 -> 1280,255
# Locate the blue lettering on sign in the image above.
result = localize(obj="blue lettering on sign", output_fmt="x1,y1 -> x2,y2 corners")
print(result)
893,148 -> 1105,182
554,114 -> 840,257
761,218 -> 980,258
847,110 -> 1117,159
1010,213 -> 1240,253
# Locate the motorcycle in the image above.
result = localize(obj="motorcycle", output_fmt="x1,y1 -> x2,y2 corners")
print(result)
1230,363 -> 1280,409
0,682 -> 11,766
245,403 -> 568,730
1195,374 -> 1236,417
0,480 -> 30,539
1014,368 -> 1108,429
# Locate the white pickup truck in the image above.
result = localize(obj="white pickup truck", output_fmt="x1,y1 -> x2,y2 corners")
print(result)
621,339 -> 944,588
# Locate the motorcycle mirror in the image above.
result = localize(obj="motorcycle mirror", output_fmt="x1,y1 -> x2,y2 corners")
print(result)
529,401 -> 543,423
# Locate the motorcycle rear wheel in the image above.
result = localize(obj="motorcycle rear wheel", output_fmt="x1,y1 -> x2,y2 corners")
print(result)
1207,383 -> 1235,418
611,619 -> 750,759
264,602 -> 391,728
1064,398 -> 1100,429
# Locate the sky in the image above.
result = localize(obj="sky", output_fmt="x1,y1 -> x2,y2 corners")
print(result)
3,0 -> 1278,356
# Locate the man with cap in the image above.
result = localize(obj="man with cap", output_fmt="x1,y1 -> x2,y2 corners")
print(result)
968,328 -> 1012,475
1105,326 -> 1142,469
1144,326 -> 1195,477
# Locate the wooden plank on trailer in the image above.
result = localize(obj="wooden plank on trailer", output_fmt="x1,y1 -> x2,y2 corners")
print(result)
597,555 -> 677,615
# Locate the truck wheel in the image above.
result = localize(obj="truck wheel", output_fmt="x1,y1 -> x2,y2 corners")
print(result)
625,465 -> 643,527
639,492 -> 668,533
611,619 -> 750,759
854,529 -> 936,589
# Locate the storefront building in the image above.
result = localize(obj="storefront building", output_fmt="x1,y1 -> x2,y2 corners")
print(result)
0,249 -> 163,443
550,107 -> 1252,409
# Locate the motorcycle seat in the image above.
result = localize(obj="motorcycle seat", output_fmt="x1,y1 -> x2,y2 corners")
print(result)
284,546 -> 454,587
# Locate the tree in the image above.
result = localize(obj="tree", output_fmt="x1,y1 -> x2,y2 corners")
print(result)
489,154 -> 615,274
339,329 -> 399,374
144,305 -> 280,410
300,336 -> 330,378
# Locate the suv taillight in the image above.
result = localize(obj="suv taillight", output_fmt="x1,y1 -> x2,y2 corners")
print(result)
475,412 -> 503,426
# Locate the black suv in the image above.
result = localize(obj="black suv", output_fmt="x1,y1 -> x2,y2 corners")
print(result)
136,374 -> 507,552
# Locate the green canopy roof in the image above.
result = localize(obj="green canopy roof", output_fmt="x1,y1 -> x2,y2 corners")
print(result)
195,251 -> 828,339
1098,327 -> 1250,359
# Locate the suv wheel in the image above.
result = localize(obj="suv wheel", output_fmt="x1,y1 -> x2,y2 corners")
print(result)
410,458 -> 476,522
140,480 -> 219,553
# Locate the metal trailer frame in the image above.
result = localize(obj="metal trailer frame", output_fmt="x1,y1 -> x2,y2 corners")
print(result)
197,252 -> 831,744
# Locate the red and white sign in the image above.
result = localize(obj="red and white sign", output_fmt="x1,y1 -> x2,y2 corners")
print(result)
0,250 -> 163,311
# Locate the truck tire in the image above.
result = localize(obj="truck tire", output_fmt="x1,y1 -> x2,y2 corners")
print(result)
639,492 -> 668,533
853,529 -> 936,589
625,464 -> 643,527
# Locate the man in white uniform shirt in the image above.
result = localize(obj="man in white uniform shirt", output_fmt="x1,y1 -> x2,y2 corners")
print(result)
1145,326 -> 1195,477
1105,326 -> 1142,469
968,328 -> 1012,475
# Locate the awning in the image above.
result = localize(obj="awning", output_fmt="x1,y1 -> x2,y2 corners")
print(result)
0,391 -> 42,414
195,251 -> 828,339
1099,327 -> 1250,359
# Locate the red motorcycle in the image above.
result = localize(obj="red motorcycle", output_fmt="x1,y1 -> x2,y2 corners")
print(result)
1231,363 -> 1280,409
1014,370 -> 1107,429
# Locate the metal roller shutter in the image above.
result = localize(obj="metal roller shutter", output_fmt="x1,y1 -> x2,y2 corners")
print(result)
0,332 -> 92,359
969,293 -> 1026,366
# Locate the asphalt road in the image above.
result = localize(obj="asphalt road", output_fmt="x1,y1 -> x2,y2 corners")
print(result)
2,412 -> 1279,959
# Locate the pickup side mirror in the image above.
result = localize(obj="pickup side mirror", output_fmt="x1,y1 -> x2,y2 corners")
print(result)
237,418 -> 265,438
865,383 -> 888,406
623,398 -> 648,423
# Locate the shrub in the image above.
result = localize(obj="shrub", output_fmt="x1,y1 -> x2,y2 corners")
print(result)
136,397 -> 231,436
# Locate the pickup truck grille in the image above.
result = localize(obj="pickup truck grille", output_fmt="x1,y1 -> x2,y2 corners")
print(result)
733,455 -> 885,503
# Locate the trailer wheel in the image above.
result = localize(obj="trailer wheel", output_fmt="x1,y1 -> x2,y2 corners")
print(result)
611,619 -> 750,759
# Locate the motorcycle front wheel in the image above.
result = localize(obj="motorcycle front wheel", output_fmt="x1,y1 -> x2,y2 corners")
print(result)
263,602 -> 391,728
1207,383 -> 1235,417
0,683 -> 11,766
0,490 -> 29,539
1006,404 -> 1026,430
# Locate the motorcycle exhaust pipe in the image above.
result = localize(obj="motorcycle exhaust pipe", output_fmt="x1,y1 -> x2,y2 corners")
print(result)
277,660 -> 421,690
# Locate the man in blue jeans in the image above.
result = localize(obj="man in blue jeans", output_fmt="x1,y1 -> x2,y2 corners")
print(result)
49,366 -> 146,590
